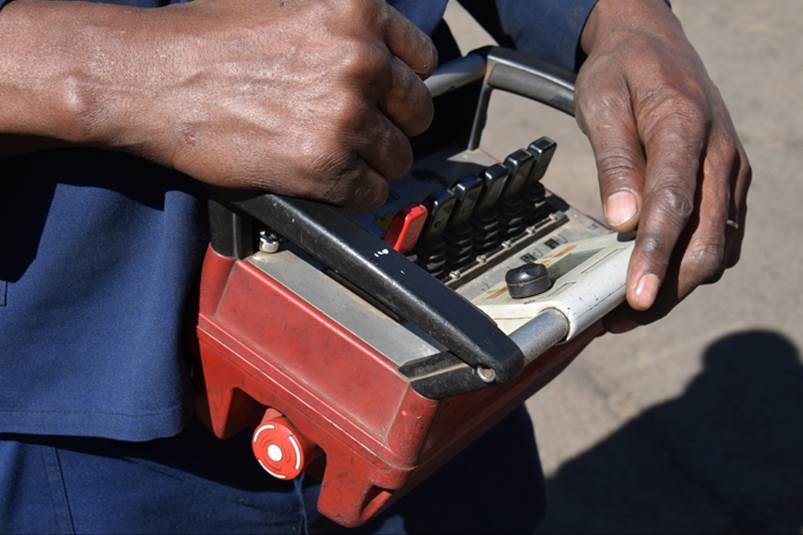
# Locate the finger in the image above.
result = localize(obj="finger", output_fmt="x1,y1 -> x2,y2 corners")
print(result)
378,2 -> 438,77
708,99 -> 750,268
354,110 -> 414,181
672,131 -> 734,298
611,130 -> 746,328
381,56 -> 434,137
725,148 -> 751,267
623,129 -> 747,328
627,116 -> 708,310
579,91 -> 645,231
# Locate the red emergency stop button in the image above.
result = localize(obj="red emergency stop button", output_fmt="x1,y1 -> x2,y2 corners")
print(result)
383,203 -> 429,254
252,415 -> 316,480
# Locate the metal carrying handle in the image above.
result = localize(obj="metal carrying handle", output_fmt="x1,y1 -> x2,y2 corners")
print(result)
425,47 -> 576,149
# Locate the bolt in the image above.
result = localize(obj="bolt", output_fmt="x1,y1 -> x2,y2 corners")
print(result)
259,231 -> 280,253
476,367 -> 496,383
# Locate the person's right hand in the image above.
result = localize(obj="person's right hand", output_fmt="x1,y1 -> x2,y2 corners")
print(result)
97,0 -> 437,211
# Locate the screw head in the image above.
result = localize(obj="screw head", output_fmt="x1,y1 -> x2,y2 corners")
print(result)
258,231 -> 280,253
476,367 -> 496,383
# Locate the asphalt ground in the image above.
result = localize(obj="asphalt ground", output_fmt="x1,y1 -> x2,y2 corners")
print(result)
444,1 -> 803,532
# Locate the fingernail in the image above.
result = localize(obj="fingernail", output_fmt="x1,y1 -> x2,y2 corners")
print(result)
634,273 -> 660,310
605,191 -> 637,227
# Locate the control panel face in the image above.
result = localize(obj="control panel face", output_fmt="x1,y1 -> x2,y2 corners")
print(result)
350,140 -> 632,340
351,139 -> 572,288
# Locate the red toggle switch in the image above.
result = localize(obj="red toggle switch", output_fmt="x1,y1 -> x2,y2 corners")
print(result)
252,413 -> 317,480
383,204 -> 429,254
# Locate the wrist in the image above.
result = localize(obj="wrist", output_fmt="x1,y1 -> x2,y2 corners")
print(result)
581,0 -> 679,54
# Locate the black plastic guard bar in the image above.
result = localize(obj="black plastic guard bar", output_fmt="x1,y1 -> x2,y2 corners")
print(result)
225,193 -> 524,383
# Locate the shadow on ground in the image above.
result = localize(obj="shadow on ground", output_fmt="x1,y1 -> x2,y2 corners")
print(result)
538,330 -> 803,534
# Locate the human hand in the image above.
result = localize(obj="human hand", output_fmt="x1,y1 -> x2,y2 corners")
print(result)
576,0 -> 751,328
100,0 -> 437,211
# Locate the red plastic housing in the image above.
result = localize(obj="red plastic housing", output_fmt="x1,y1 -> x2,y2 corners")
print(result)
195,246 -> 598,527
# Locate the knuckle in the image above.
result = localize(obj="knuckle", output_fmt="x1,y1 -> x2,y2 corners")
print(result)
340,39 -> 388,80
654,182 -> 695,221
652,87 -> 707,118
326,178 -> 359,207
648,92 -> 711,139
308,149 -> 356,202
637,232 -> 667,260
709,129 -> 741,167
739,148 -> 753,180
597,152 -> 640,187
293,141 -> 322,176
580,94 -> 611,119
740,160 -> 753,195
687,240 -> 726,284
738,146 -> 751,168
655,127 -> 689,148
417,35 -> 439,76
373,126 -> 412,180
578,89 -> 631,126
403,87 -> 434,136
361,179 -> 389,211
719,139 -> 739,162
329,93 -> 370,134
390,137 -> 414,179
341,0 -> 376,20
361,44 -> 390,76
343,168 -> 386,211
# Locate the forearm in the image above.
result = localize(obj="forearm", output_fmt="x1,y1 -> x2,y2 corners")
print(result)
0,0 -> 164,155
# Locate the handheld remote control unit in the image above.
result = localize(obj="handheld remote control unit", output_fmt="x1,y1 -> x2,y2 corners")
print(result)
194,48 -> 634,527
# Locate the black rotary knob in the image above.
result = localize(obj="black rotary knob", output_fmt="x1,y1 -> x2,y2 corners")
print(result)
505,263 -> 552,299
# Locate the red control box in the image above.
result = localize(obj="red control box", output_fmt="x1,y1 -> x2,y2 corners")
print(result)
195,246 -> 599,526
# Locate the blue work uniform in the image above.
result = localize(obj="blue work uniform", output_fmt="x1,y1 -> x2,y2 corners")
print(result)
0,0 -> 596,532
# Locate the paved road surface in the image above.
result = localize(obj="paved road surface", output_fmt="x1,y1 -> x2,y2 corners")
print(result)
444,2 -> 803,532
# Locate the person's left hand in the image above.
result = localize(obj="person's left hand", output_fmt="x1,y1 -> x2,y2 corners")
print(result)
576,0 -> 751,330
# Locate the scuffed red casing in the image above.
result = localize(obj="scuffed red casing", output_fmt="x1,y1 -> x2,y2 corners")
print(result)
195,246 -> 598,527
